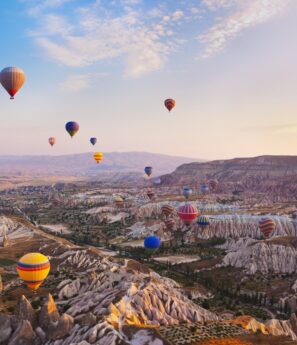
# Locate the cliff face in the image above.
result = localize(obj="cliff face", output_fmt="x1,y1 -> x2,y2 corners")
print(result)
222,240 -> 297,274
160,155 -> 297,200
55,249 -> 218,328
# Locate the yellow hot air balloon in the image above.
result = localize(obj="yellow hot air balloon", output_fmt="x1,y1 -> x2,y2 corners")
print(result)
114,196 -> 124,207
93,152 -> 103,164
17,253 -> 50,291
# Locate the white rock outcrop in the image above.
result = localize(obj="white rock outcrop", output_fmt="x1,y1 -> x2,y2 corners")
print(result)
222,241 -> 297,274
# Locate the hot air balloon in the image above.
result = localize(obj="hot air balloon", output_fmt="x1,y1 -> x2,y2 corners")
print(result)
0,67 -> 26,99
90,137 -> 97,146
259,218 -> 276,239
48,137 -> 56,147
16,253 -> 50,291
197,215 -> 210,226
94,152 -> 103,164
164,218 -> 175,231
178,204 -> 198,226
183,186 -> 192,200
208,179 -> 218,191
164,98 -> 176,112
147,190 -> 155,201
144,166 -> 153,177
144,236 -> 161,250
161,204 -> 174,218
65,121 -> 79,138
200,183 -> 209,194
114,196 -> 124,207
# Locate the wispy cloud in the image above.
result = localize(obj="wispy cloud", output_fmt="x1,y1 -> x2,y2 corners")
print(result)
60,72 -> 109,92
25,2 -> 182,77
202,0 -> 241,11
199,0 -> 292,58
22,0 -> 293,75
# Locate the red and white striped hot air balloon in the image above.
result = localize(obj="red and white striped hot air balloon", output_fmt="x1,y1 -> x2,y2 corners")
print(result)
164,98 -> 176,112
48,137 -> 56,147
177,204 -> 199,226
0,67 -> 26,99
259,218 -> 276,239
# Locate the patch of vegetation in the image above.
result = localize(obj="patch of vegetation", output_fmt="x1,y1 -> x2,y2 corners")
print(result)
31,299 -> 41,310
238,334 -> 297,345
0,258 -> 16,266
1,273 -> 16,282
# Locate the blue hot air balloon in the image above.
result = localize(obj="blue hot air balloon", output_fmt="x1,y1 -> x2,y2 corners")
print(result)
183,186 -> 192,200
144,236 -> 161,249
144,166 -> 153,177
200,183 -> 209,194
90,137 -> 97,146
65,121 -> 79,138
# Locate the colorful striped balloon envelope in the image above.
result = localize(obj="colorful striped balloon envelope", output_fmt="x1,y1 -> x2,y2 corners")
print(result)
17,253 -> 50,291
259,218 -> 276,238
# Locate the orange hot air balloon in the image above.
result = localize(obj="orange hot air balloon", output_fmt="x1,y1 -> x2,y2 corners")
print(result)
164,98 -> 176,112
0,67 -> 26,99
93,152 -> 103,164
48,137 -> 56,147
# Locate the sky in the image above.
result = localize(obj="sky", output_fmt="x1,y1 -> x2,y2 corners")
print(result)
0,0 -> 297,160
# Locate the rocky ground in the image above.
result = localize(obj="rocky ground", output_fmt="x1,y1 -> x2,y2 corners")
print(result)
1,168 -> 297,345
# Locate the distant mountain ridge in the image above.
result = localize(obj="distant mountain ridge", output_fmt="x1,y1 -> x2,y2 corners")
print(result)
0,152 -> 202,177
160,155 -> 297,200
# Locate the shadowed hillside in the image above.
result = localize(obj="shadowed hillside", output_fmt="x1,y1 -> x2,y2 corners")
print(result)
0,152 -> 201,178
160,155 -> 297,200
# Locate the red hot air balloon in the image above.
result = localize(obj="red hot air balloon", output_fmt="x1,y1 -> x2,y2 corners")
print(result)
0,67 -> 26,99
48,137 -> 56,147
178,204 -> 199,226
164,98 -> 176,112
259,218 -> 276,239
161,204 -> 174,218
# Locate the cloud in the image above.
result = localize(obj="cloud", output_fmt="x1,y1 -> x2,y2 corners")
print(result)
60,72 -> 109,92
121,0 -> 141,4
202,0 -> 241,11
22,0 -> 293,75
199,0 -> 292,58
27,2 -> 181,77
